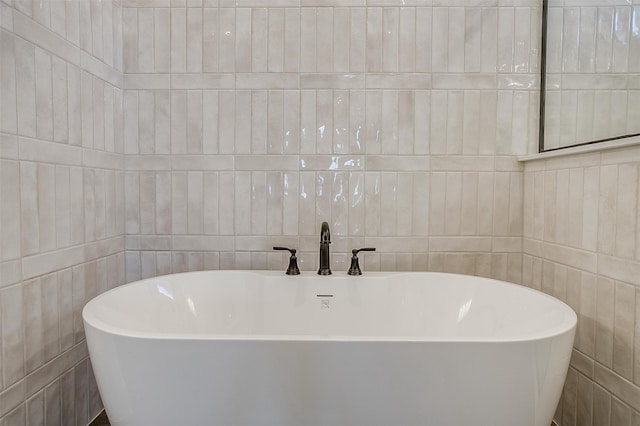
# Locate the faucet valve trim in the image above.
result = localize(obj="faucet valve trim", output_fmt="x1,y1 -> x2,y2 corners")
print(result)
273,247 -> 301,275
347,248 -> 376,275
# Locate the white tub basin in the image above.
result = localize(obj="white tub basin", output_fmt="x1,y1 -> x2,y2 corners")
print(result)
83,271 -> 576,426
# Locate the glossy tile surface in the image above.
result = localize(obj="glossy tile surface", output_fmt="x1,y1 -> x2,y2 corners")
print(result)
523,146 -> 640,425
2,0 -> 639,424
0,0 -> 125,423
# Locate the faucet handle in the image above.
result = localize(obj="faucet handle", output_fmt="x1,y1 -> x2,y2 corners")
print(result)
348,248 -> 376,276
273,247 -> 301,275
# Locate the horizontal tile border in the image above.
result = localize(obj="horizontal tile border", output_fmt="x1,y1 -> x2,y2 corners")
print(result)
122,155 -> 521,172
21,237 -> 125,280
523,238 -> 598,274
121,72 -> 538,91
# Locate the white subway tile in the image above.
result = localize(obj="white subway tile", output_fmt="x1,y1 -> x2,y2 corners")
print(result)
1,284 -> 24,387
555,169 -> 569,245
104,85 -> 115,152
80,71 -> 94,148
170,90 -> 187,154
171,172 -> 187,235
90,0 -> 103,60
15,37 -> 36,138
381,7 -> 398,72
232,91 -> 250,155
219,8 -> 235,72
431,7 -> 448,73
152,8 -> 170,73
267,90 -> 284,154
187,90 -> 203,153
446,90 -> 463,155
171,8 -> 186,73
124,172 -> 139,235
301,8 -> 316,72
316,90 -> 333,154
187,172 -> 203,234
0,31 -> 17,135
283,90 -> 300,154
20,161 -> 39,255
68,167 -> 84,245
92,79 -> 105,151
332,90 -> 349,154
203,8 -> 219,72
154,172 -> 171,235
65,0 -> 80,46
614,164 -> 638,259
300,90 -> 317,154
299,172 -> 316,235
429,172 -> 445,236
137,8 -> 154,73
447,7 -> 465,72
66,65 -> 81,146
365,90 -> 382,154
24,277 -> 45,373
54,166 -> 70,250
366,7 -> 382,72
248,171 -> 265,235
202,90 -> 219,154
349,7 -> 366,72
463,8 -> 481,73
613,281 -> 635,380
235,8 -> 252,72
598,165 -> 618,255
139,172 -> 156,235
567,168 -> 584,249
596,276 -> 615,368
187,7 -> 203,72
596,7 -> 614,73
284,8 -> 300,72
0,160 -> 21,261
315,7 -> 333,73
612,7 -> 631,73
268,8 -> 285,72
123,7 -> 138,72
103,0 -> 114,68
123,90 -> 138,154
267,172 -> 284,234
218,91 -> 235,154
218,172 -> 235,234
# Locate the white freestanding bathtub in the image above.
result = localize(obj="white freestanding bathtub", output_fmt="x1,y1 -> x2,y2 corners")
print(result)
83,271 -> 576,426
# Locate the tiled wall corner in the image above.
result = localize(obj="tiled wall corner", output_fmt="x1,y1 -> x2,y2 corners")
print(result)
522,146 -> 640,425
0,0 -> 125,423
11,2 -> 640,426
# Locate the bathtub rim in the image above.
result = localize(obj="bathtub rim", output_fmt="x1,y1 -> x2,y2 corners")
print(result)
82,270 -> 577,344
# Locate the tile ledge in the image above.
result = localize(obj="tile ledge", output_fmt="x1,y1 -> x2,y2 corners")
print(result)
518,136 -> 640,162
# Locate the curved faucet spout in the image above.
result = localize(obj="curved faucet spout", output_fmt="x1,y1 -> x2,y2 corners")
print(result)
320,221 -> 331,243
318,222 -> 332,275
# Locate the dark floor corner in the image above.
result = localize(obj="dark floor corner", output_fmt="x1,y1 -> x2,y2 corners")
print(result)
89,411 -> 110,426
84,409 -> 558,426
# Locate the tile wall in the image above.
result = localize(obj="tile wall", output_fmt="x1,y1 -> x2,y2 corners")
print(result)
0,0 -> 125,424
523,147 -> 640,425
121,0 -> 539,282
544,1 -> 640,149
3,1 -> 638,425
